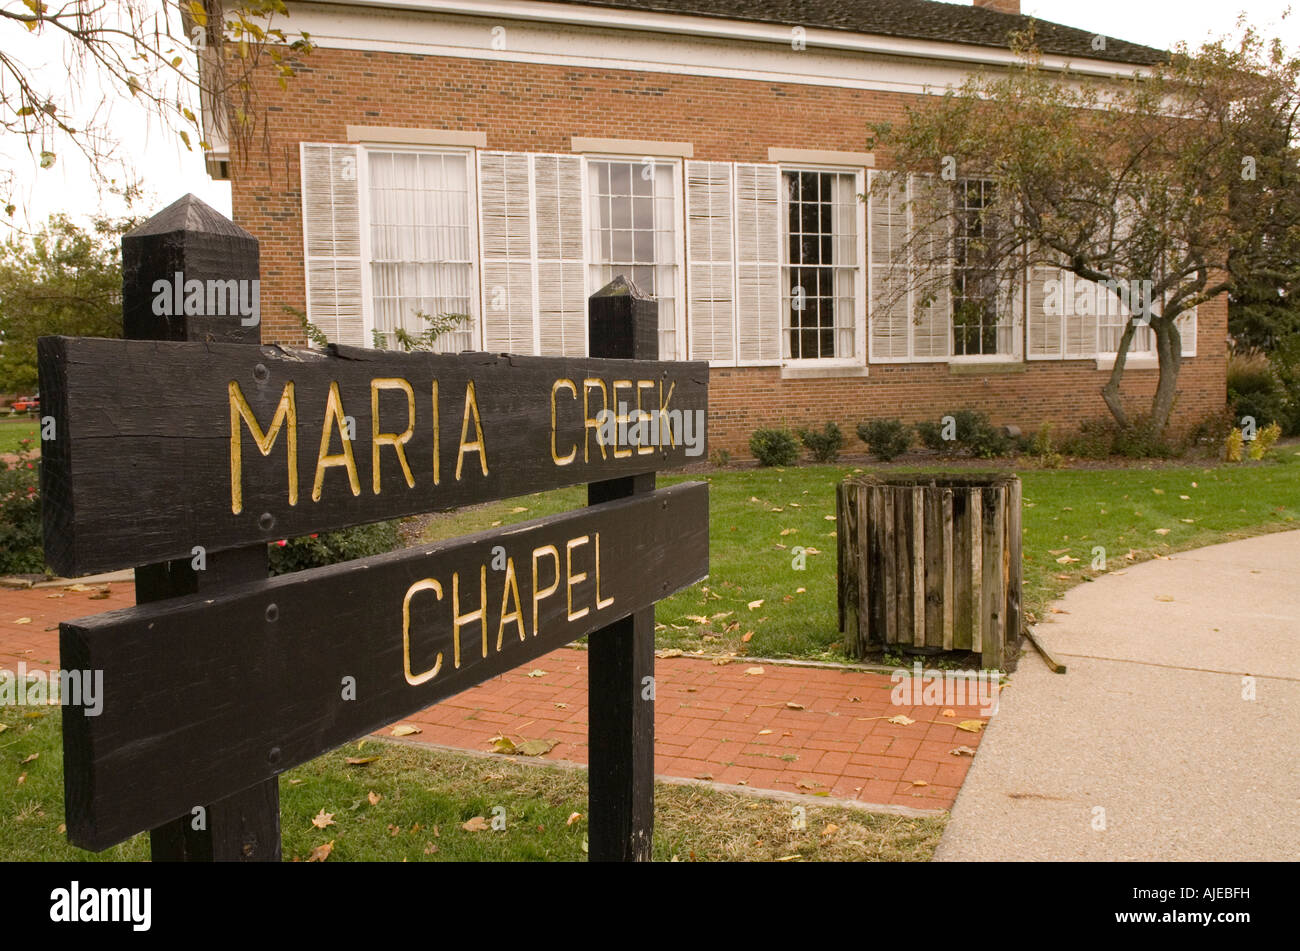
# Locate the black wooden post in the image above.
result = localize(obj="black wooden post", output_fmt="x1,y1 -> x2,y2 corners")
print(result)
586,276 -> 657,861
121,194 -> 281,861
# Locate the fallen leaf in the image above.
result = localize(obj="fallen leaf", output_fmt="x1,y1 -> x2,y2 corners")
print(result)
887,714 -> 915,726
949,746 -> 977,756
1152,488 -> 1165,494
1179,494 -> 1191,500
823,515 -> 836,521
1048,548 -> 1069,555
1056,555 -> 1079,564
955,720 -> 986,733
527,669 -> 547,678
747,599 -> 764,610
711,656 -> 731,666
489,735 -> 517,754
368,791 -> 382,805
758,729 -> 773,735
795,587 -> 806,594
517,738 -> 558,757
804,547 -> 821,555
424,842 -> 439,855
391,724 -> 421,737
1155,595 -> 1175,602
741,631 -> 754,642
711,612 -> 733,620
657,648 -> 684,658
911,779 -> 929,787
685,614 -> 710,623
780,528 -> 796,536
745,666 -> 765,676
510,506 -> 528,513
554,702 -> 568,710
307,840 -> 334,862
1153,528 -> 1171,535
822,822 -> 839,835
20,752 -> 38,764
786,702 -> 805,710
795,778 -> 821,790
462,816 -> 490,832
16,773 -> 25,785
941,709 -> 955,718
312,808 -> 336,829
345,756 -> 379,765
13,617 -> 31,625
567,812 -> 582,826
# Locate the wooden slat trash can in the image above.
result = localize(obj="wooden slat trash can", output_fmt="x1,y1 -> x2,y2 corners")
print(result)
837,473 -> 1022,670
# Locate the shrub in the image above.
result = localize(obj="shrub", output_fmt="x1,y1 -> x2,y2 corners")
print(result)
268,520 -> 403,576
0,444 -> 44,575
748,428 -> 800,467
1227,350 -> 1291,431
1225,427 -> 1244,462
1248,421 -> 1282,460
708,448 -> 732,468
913,419 -> 949,453
1029,422 -> 1064,468
1183,408 -> 1237,457
796,422 -> 844,464
856,419 -> 911,461
913,410 -> 1012,458
1061,418 -> 1116,459
1111,415 -> 1178,459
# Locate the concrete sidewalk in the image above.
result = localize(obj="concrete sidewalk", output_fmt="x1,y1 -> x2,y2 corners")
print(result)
936,530 -> 1300,861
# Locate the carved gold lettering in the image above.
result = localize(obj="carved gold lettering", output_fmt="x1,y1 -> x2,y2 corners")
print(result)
635,380 -> 656,456
402,579 -> 443,686
313,381 -> 361,501
551,378 -> 578,466
611,380 -> 633,459
371,377 -> 415,494
531,544 -> 560,637
229,380 -> 297,515
595,531 -> 614,610
566,535 -> 590,622
583,378 -> 608,463
453,566 -> 488,668
497,556 -> 525,649
456,381 -> 488,480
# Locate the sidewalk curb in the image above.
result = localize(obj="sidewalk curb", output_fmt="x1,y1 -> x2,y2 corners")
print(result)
378,734 -> 947,819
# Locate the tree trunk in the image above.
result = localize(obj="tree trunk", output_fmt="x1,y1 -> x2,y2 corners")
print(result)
1100,319 -> 1137,430
1150,318 -> 1183,435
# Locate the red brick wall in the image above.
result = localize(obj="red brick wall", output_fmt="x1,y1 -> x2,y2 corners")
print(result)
230,46 -> 1227,454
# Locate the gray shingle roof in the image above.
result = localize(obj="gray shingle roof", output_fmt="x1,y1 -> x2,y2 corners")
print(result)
557,0 -> 1167,66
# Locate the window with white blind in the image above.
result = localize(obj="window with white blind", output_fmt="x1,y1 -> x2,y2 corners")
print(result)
477,151 -> 587,356
1026,266 -> 1196,363
781,169 -> 860,361
951,178 -> 1014,358
300,143 -> 477,351
586,158 -> 683,359
365,148 -> 477,352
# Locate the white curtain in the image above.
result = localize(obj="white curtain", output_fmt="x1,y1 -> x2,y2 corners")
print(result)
368,150 -> 475,352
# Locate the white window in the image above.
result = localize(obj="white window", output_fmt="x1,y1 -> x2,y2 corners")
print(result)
477,151 -> 587,356
364,148 -> 477,352
951,179 -> 1014,358
586,157 -> 684,359
300,142 -> 478,351
781,168 -> 861,361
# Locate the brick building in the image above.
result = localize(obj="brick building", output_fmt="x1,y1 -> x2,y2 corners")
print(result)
214,0 -> 1225,455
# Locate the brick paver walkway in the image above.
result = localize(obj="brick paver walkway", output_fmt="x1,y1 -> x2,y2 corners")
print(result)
1,582 -> 991,811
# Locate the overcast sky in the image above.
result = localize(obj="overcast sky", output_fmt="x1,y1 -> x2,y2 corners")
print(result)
3,0 -> 1296,231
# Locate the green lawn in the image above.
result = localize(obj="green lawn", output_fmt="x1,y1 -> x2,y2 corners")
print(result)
0,705 -> 943,862
0,416 -> 39,455
418,449 -> 1300,664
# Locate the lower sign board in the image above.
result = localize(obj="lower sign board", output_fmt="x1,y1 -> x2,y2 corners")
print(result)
60,482 -> 708,851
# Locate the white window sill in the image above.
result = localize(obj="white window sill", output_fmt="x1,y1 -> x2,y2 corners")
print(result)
780,364 -> 868,380
1095,354 -> 1159,370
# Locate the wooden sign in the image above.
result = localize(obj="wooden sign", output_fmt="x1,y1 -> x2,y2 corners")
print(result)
60,482 -> 707,851
38,336 -> 708,576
